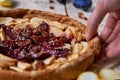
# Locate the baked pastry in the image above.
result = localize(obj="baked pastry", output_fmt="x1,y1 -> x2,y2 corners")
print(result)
0,9 -> 100,80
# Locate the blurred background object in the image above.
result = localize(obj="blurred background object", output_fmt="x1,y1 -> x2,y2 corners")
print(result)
77,68 -> 120,80
73,0 -> 92,11
57,0 -> 92,11
0,0 -> 13,7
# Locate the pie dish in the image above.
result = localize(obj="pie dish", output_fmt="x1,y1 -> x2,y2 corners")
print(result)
0,8 -> 100,80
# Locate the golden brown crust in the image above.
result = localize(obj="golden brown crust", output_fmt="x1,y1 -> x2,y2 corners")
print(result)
0,52 -> 96,80
0,9 -> 29,18
24,9 -> 86,32
0,8 -> 86,31
0,8 -> 100,80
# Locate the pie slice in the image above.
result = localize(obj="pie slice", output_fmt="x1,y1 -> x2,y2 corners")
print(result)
0,9 -> 100,80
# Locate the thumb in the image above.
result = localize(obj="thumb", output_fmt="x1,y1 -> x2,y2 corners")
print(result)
86,0 -> 107,41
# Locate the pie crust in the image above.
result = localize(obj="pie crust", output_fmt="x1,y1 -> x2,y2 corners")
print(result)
0,8 -> 100,80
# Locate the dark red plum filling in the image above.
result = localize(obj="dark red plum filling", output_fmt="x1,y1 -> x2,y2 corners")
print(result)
0,22 -> 69,62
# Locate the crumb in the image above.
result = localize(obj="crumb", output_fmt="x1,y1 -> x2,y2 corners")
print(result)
49,0 -> 54,3
78,12 -> 83,18
83,16 -> 88,20
49,6 -> 54,9
78,12 -> 88,20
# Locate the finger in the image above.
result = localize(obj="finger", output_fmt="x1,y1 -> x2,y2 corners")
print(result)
86,0 -> 107,41
100,13 -> 118,43
105,33 -> 120,58
97,44 -> 108,61
104,0 -> 120,12
106,20 -> 120,43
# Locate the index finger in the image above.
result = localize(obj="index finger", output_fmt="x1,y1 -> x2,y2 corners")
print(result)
86,0 -> 107,41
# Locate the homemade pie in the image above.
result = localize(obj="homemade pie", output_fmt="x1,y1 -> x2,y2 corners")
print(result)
0,9 -> 100,80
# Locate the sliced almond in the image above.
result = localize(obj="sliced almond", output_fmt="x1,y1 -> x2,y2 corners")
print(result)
62,44 -> 71,50
68,53 -> 79,61
76,31 -> 83,42
5,22 -> 15,27
0,17 -> 13,24
49,26 -> 64,36
63,24 -> 68,29
30,17 -> 47,28
14,18 -> 29,24
0,54 -> 17,63
1,28 -> 6,41
6,18 -> 28,26
80,41 -> 88,54
55,57 -> 67,63
64,28 -> 73,39
17,61 -> 32,70
43,56 -> 55,65
13,22 -> 29,31
68,26 -> 78,38
32,60 -> 43,70
9,66 -> 24,72
48,21 -> 64,29
72,43 -> 83,54
82,33 -> 86,40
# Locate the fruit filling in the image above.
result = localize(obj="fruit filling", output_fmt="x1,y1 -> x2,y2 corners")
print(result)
0,21 -> 69,62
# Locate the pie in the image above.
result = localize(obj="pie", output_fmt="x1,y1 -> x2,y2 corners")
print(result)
0,8 -> 100,80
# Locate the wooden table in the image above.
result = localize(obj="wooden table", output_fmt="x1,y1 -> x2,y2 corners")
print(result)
0,0 -> 98,22
0,0 -> 120,74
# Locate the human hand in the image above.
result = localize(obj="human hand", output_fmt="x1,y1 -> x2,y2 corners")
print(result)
86,0 -> 120,59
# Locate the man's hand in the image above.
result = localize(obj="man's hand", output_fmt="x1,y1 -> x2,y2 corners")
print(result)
86,0 -> 120,59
